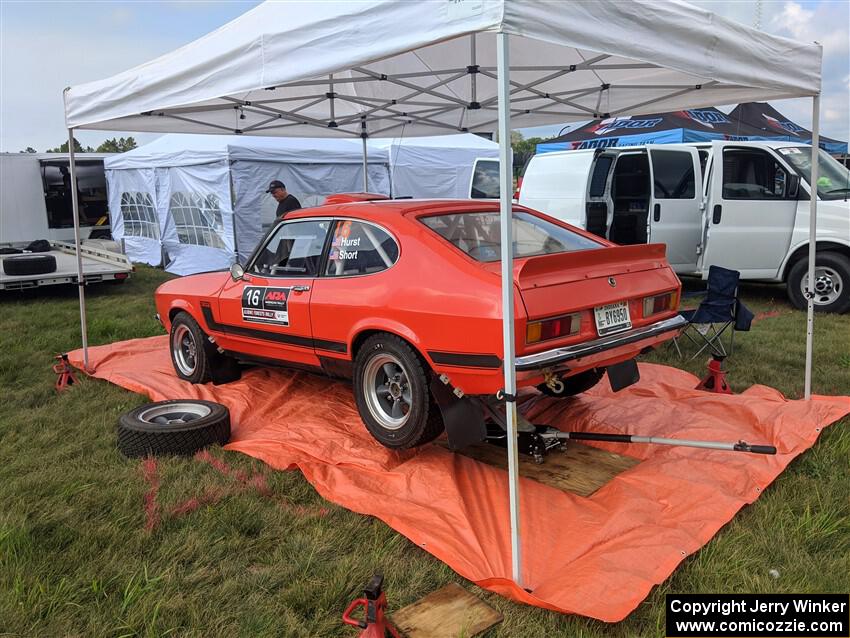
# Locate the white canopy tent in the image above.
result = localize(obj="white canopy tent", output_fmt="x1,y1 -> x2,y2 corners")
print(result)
64,0 -> 822,586
105,133 -> 498,273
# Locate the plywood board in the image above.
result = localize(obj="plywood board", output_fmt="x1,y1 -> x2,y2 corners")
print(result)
392,583 -> 502,638
445,441 -> 640,497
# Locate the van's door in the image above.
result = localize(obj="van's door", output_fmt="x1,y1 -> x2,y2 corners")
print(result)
647,145 -> 702,272
701,143 -> 797,279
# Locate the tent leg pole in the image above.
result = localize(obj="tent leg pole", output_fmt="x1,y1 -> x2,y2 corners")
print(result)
361,118 -> 369,193
804,94 -> 820,400
496,31 -> 521,586
68,128 -> 89,371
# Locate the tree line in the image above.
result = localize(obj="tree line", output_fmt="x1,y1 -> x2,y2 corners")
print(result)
19,136 -> 138,154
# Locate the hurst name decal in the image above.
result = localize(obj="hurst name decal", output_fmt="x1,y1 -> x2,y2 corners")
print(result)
242,286 -> 290,326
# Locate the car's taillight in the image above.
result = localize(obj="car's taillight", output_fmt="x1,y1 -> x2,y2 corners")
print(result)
513,176 -> 523,200
526,312 -> 581,344
643,291 -> 677,317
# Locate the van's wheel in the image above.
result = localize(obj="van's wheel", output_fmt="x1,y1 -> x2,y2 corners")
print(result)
537,369 -> 604,397
169,312 -> 213,383
117,399 -> 230,457
353,333 -> 444,449
787,252 -> 850,314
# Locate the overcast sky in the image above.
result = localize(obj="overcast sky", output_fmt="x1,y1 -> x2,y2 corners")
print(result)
1,0 -> 847,152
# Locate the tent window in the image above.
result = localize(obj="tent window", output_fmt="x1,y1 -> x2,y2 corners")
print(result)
722,149 -> 789,200
324,221 -> 398,277
120,192 -> 159,239
169,192 -> 226,248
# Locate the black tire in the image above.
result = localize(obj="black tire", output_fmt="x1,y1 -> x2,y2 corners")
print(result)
537,369 -> 604,397
117,399 -> 230,458
169,312 -> 213,384
2,254 -> 57,276
353,333 -> 444,449
786,252 -> 850,314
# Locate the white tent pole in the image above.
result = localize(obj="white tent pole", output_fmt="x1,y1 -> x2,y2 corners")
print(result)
804,93 -> 820,400
361,117 -> 369,192
68,128 -> 89,370
496,31 -> 522,586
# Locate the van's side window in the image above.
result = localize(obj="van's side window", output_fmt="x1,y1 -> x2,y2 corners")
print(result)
589,156 -> 614,197
470,160 -> 500,199
650,150 -> 695,199
722,149 -> 790,200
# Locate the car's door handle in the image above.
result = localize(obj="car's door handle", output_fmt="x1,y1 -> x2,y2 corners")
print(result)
653,203 -> 661,222
712,204 -> 722,224
291,285 -> 310,293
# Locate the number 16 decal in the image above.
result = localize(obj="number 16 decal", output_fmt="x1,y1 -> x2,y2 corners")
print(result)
241,286 -> 290,326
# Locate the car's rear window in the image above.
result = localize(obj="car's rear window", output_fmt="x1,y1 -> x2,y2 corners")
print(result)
420,210 -> 602,262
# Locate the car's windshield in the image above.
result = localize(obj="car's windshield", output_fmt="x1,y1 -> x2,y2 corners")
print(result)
420,210 -> 602,262
776,147 -> 850,200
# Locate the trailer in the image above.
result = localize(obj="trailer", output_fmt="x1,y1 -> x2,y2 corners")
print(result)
0,240 -> 132,291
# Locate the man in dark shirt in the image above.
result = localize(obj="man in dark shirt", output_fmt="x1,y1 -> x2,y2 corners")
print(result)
266,180 -> 301,220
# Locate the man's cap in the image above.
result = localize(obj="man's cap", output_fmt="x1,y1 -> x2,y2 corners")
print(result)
265,180 -> 285,193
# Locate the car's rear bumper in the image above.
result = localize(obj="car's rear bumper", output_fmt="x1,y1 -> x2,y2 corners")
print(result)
515,314 -> 686,372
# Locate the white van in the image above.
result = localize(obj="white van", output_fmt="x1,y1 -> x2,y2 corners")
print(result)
515,141 -> 850,313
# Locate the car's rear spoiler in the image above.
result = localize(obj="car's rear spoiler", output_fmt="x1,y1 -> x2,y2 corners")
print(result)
517,244 -> 669,289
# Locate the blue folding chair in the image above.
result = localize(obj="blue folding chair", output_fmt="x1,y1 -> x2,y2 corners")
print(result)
673,266 -> 754,359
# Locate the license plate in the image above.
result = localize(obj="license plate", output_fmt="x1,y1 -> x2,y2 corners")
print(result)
594,301 -> 632,336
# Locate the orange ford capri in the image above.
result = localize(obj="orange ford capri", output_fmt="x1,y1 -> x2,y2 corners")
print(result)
155,199 -> 685,450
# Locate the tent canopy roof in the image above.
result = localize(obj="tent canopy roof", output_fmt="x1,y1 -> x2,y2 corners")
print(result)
65,0 -> 821,139
104,132 -> 497,169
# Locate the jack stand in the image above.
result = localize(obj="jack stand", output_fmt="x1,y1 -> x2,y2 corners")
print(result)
342,574 -> 401,638
52,353 -> 78,392
696,354 -> 733,394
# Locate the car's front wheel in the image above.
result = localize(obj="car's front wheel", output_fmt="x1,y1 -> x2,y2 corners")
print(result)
353,333 -> 444,449
169,311 -> 213,384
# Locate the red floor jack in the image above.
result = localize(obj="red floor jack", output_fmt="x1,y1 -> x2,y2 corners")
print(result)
52,353 -> 78,392
342,574 -> 401,638
696,354 -> 733,394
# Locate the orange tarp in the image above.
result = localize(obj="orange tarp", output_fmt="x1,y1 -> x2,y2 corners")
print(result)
69,336 -> 850,621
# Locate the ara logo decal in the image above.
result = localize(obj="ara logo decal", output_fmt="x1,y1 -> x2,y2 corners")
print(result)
241,286 -> 290,326
676,109 -> 731,128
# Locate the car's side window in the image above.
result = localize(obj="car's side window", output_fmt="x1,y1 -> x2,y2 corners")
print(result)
324,220 -> 399,277
722,148 -> 790,200
250,219 -> 330,277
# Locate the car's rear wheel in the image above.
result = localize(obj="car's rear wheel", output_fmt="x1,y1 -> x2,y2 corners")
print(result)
353,333 -> 444,449
537,368 -> 604,397
170,312 -> 213,384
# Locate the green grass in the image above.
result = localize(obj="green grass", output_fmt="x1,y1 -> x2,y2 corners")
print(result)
0,267 -> 848,637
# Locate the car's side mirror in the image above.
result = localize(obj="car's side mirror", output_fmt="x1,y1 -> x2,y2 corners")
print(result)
230,262 -> 245,281
787,174 -> 800,199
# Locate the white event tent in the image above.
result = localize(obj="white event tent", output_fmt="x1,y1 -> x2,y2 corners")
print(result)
106,133 -> 498,274
64,0 -> 822,587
